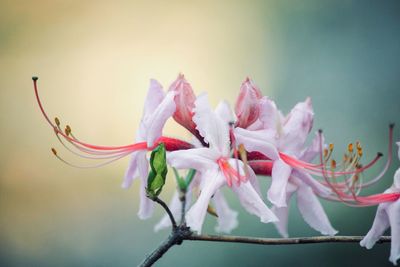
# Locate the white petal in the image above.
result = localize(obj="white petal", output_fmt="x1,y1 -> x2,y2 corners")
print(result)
280,98 -> 314,155
360,204 -> 390,249
213,190 -> 239,233
300,131 -> 324,162
143,79 -> 165,118
137,156 -> 154,220
168,148 -> 220,173
258,97 -> 279,131
394,168 -> 400,190
186,170 -> 226,233
387,200 -> 400,265
271,184 -> 297,238
397,142 -> 400,161
268,159 -> 292,207
144,91 -> 176,147
234,127 -> 279,160
296,185 -> 337,236
122,151 -> 142,188
193,93 -> 230,155
292,170 -> 332,198
232,181 -> 278,224
154,191 -> 181,232
215,100 -> 236,124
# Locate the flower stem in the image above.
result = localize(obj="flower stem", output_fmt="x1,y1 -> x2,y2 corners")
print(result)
153,197 -> 177,230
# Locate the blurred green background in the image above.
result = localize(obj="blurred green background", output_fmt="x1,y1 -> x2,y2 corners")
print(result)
1,0 -> 399,266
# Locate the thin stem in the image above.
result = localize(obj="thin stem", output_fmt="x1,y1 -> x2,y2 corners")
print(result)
179,191 -> 186,224
153,197 -> 177,230
186,234 -> 391,245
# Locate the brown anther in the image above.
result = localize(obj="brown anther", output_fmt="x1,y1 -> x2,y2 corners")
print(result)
357,148 -> 363,157
207,204 -> 218,218
51,148 -> 57,156
329,143 -> 334,151
54,117 -> 60,126
348,143 -> 354,153
65,125 -> 72,136
343,154 -> 349,162
356,141 -> 362,150
324,149 -> 329,158
331,159 -> 337,169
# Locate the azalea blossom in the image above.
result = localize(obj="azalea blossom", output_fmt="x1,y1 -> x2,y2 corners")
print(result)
122,79 -> 176,219
168,93 -> 278,233
360,142 -> 400,265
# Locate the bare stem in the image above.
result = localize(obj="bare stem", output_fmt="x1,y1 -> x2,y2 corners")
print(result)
179,191 -> 186,224
186,234 -> 391,245
153,197 -> 177,230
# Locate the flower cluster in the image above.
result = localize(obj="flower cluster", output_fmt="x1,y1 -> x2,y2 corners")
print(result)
33,75 -> 400,265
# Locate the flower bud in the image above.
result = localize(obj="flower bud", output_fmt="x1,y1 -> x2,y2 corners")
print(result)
168,74 -> 198,136
234,77 -> 263,128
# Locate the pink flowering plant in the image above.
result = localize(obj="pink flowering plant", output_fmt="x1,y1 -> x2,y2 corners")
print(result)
33,75 -> 400,266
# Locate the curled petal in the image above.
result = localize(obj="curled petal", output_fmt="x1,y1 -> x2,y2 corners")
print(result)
137,155 -> 153,220
193,93 -> 230,155
234,127 -> 279,160
280,97 -> 314,154
268,159 -> 292,207
145,91 -> 176,147
213,190 -> 239,233
143,79 -> 166,119
186,170 -> 226,233
300,131 -> 324,162
168,74 -> 197,134
394,168 -> 400,190
296,185 -> 338,236
235,77 -> 263,128
360,204 -> 390,249
168,148 -> 220,173
232,180 -> 278,224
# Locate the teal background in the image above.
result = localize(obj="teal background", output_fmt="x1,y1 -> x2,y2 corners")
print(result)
1,0 -> 399,266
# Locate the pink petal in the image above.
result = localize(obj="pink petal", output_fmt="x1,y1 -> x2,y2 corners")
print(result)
296,185 -> 338,236
360,203 -> 390,249
234,77 -> 263,128
193,93 -> 230,155
234,127 -> 279,160
258,97 -> 279,131
213,190 -> 239,233
186,170 -> 226,233
168,148 -> 220,173
268,159 -> 292,207
232,180 -> 278,224
145,91 -> 176,147
168,74 -> 197,134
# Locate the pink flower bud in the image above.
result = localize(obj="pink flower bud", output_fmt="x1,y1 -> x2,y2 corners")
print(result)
168,74 -> 198,136
235,77 -> 263,128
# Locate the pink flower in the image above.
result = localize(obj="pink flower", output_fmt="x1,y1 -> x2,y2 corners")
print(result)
168,93 -> 278,233
360,142 -> 400,265
122,79 -> 176,219
234,77 -> 263,129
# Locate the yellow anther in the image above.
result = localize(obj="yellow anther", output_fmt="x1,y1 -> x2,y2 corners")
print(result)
51,148 -> 57,156
54,117 -> 60,126
357,148 -> 363,157
324,149 -> 329,158
348,143 -> 354,153
331,159 -> 337,169
329,143 -> 334,151
207,204 -> 218,218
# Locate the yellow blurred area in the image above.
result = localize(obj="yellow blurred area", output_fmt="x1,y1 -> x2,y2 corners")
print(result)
0,0 -> 279,263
